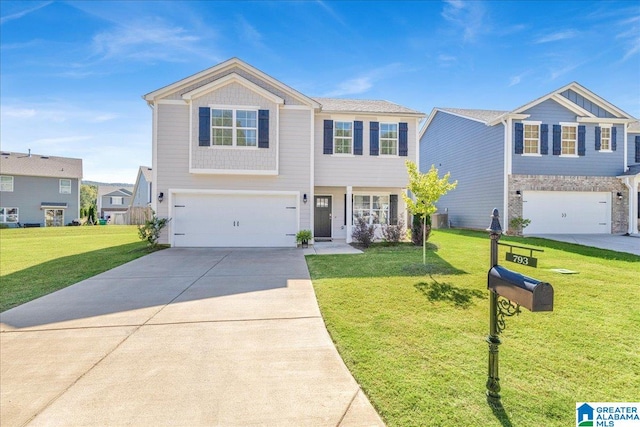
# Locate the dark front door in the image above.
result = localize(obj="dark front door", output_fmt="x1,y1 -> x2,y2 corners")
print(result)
314,196 -> 332,239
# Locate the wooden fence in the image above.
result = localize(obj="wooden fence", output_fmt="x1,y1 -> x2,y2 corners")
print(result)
126,206 -> 153,225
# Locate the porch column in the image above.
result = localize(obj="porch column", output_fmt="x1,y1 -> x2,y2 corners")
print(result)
346,185 -> 353,243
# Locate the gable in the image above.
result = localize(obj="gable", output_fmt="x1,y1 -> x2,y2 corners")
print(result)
559,89 -> 616,118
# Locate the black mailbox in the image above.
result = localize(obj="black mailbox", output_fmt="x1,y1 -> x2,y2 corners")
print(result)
488,265 -> 553,312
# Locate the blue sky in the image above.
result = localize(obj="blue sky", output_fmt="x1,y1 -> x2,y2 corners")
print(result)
1,0 -> 639,183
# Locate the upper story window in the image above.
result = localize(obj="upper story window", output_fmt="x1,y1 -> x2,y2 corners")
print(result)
600,126 -> 611,151
561,124 -> 577,156
380,123 -> 398,155
0,176 -> 14,192
60,179 -> 71,194
111,196 -> 123,205
523,123 -> 540,154
212,108 -> 257,147
334,121 -> 353,154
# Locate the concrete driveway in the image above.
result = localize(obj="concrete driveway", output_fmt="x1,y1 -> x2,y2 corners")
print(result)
529,234 -> 640,256
0,248 -> 383,426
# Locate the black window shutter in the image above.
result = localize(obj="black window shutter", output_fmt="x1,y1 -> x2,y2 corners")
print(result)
578,125 -> 586,156
514,122 -> 524,154
323,120 -> 333,154
595,126 -> 601,151
199,107 -> 211,146
354,121 -> 363,155
370,122 -> 379,156
258,109 -> 269,148
611,126 -> 617,151
635,136 -> 640,163
540,124 -> 548,155
389,195 -> 398,225
399,122 -> 408,156
552,125 -> 561,155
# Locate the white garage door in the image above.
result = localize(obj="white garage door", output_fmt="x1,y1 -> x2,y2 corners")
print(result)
172,193 -> 298,247
523,191 -> 610,234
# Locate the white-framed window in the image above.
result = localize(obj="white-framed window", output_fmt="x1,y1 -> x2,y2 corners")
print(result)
600,125 -> 612,151
353,194 -> 389,225
111,196 -> 123,205
380,123 -> 398,155
334,121 -> 353,154
59,179 -> 71,194
0,176 -> 14,192
561,123 -> 578,156
211,108 -> 257,147
523,122 -> 540,155
45,209 -> 64,227
0,207 -> 18,223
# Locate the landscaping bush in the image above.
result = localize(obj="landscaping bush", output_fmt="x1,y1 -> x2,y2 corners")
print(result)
382,219 -> 405,244
138,212 -> 170,248
351,217 -> 375,248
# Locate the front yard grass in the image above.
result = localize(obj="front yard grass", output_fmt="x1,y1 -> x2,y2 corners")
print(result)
307,229 -> 640,427
0,226 -> 154,312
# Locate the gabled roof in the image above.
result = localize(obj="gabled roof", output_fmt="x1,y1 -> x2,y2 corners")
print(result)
98,185 -> 133,198
139,166 -> 152,182
0,151 -> 82,179
439,108 -> 509,124
143,57 -> 320,108
313,97 -> 424,116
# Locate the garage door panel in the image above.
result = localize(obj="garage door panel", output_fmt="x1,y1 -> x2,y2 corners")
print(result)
172,193 -> 297,247
523,191 -> 610,234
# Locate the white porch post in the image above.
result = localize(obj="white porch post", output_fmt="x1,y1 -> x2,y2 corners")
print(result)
346,185 -> 353,243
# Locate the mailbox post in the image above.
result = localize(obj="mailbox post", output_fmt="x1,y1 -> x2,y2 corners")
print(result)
485,209 -> 554,406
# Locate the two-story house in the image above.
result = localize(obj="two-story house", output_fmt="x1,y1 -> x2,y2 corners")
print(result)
419,82 -> 638,235
97,185 -> 133,224
0,151 -> 82,227
143,58 -> 424,247
127,166 -> 153,225
623,120 -> 640,232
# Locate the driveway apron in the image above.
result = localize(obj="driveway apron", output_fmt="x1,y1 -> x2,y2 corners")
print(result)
0,248 -> 383,426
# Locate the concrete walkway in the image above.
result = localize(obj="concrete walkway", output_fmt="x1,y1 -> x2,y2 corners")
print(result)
304,240 -> 363,256
529,234 -> 640,256
0,248 -> 383,426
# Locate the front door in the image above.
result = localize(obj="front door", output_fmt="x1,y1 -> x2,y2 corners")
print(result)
314,196 -> 332,240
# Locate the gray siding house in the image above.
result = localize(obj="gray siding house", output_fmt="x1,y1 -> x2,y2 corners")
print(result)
0,151 -> 82,227
97,186 -> 133,224
419,82 -> 638,235
127,166 -> 153,224
143,58 -> 424,247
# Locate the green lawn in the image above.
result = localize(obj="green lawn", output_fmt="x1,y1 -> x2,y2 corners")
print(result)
306,229 -> 640,427
0,226 -> 155,312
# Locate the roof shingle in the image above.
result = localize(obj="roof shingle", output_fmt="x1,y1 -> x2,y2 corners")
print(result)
313,97 -> 424,115
0,152 -> 82,179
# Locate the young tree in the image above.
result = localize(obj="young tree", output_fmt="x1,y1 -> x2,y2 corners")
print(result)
402,161 -> 457,264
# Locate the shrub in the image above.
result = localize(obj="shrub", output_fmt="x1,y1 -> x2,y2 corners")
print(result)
509,216 -> 531,236
352,217 -> 375,248
296,229 -> 312,243
138,212 -> 170,248
382,219 -> 405,244
411,214 -> 431,246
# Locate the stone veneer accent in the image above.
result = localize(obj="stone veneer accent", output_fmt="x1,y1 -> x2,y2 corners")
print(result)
508,175 -> 629,234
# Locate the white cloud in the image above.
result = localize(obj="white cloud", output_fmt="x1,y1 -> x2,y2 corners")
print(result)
616,14 -> 640,62
33,136 -> 94,145
3,107 -> 37,118
0,1 -> 52,25
438,54 -> 457,67
508,75 -> 522,87
534,30 -> 579,44
236,16 -> 264,49
441,0 -> 486,42
323,63 -> 404,97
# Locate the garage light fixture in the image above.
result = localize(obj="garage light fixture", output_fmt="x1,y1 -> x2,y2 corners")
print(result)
616,192 -> 623,200
158,192 -> 164,203
516,190 -> 522,198
303,193 -> 308,204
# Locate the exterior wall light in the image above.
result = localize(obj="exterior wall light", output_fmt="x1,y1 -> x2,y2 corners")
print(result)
303,193 -> 308,204
616,192 -> 623,200
516,190 -> 522,198
158,192 -> 164,203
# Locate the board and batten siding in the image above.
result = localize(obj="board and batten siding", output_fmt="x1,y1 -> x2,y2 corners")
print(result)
155,103 -> 312,243
0,176 -> 80,225
419,111 -> 505,230
314,115 -> 418,188
512,99 -> 625,176
560,89 -> 616,118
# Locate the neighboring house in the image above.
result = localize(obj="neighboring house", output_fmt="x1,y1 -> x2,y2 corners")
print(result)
143,57 -> 424,247
0,151 -> 82,227
127,166 -> 153,225
97,185 -> 133,224
419,82 -> 639,235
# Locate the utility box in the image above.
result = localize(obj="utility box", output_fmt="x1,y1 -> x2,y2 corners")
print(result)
431,213 -> 449,229
488,265 -> 553,312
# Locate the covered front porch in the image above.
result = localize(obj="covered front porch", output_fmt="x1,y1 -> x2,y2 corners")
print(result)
618,165 -> 640,235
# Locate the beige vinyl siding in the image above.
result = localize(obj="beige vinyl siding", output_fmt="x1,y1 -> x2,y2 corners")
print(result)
314,115 -> 418,187
155,104 -> 312,243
